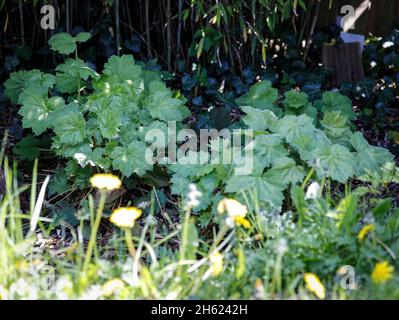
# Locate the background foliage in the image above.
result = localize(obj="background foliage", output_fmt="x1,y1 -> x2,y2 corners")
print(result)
0,0 -> 399,301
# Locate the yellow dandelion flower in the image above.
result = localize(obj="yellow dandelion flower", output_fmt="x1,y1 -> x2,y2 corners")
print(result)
110,207 -> 142,228
102,279 -> 125,297
209,251 -> 224,276
358,224 -> 375,241
235,216 -> 251,229
90,173 -> 121,191
217,198 -> 251,228
304,273 -> 326,299
217,198 -> 247,216
371,261 -> 394,284
15,260 -> 29,271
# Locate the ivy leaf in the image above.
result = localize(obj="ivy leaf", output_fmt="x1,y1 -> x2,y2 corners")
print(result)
145,81 -> 190,122
225,170 -> 285,207
55,58 -> 99,94
4,70 -> 55,104
19,95 -> 65,135
241,106 -> 279,131
53,112 -> 87,145
309,144 -> 356,183
48,32 -> 91,55
318,91 -> 356,120
350,132 -> 394,175
110,140 -> 152,177
235,81 -> 281,115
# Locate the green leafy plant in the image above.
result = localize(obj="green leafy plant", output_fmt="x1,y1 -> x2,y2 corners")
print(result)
5,33 -> 190,182
168,81 -> 394,218
4,30 -> 396,217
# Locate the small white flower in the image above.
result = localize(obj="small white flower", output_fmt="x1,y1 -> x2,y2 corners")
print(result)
370,61 -> 377,68
305,182 -> 321,200
80,285 -> 103,300
382,41 -> 394,49
276,238 -> 288,255
225,216 -> 235,228
55,277 -> 73,300
185,183 -> 202,209
9,279 -> 38,300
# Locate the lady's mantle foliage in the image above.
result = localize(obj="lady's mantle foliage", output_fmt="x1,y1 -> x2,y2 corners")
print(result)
4,32 -> 190,179
4,32 -> 394,214
169,82 -> 393,215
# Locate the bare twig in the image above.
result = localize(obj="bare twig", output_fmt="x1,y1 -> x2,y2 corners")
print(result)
66,0 -> 70,33
166,0 -> 171,70
19,0 -> 24,46
176,0 -> 183,71
115,0 -> 121,56
145,0 -> 151,58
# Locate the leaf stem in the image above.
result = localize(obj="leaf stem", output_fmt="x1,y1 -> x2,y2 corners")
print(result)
177,207 -> 191,280
82,190 -> 106,273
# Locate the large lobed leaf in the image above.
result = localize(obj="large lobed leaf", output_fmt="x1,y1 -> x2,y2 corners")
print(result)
225,170 -> 285,207
310,144 -> 356,183
55,58 -> 99,94
48,32 -> 91,55
4,70 -> 55,104
241,106 -> 279,132
145,81 -> 190,122
350,132 -> 394,175
110,140 -> 153,177
235,81 -> 281,115
53,112 -> 87,145
19,95 -> 65,135
317,91 -> 356,120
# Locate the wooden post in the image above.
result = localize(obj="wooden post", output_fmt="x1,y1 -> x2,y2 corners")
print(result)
322,42 -> 365,85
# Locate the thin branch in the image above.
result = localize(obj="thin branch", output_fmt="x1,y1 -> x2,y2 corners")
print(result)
176,0 -> 183,71
66,0 -> 70,33
19,0 -> 24,46
166,0 -> 172,70
145,0 -> 151,58
115,0 -> 121,56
